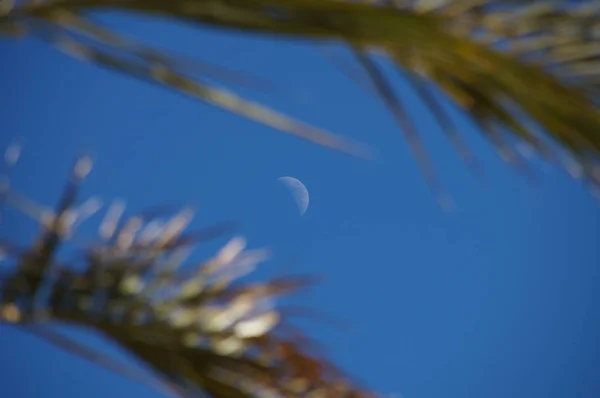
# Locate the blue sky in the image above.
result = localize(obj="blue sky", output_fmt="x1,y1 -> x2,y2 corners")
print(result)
1,13 -> 600,398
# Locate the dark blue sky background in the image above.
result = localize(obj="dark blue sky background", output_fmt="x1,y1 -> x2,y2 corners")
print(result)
1,13 -> 600,398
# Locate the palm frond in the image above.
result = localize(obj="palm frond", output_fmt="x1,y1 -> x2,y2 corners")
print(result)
3,0 -> 600,195
0,146 -> 377,398
18,325 -> 189,397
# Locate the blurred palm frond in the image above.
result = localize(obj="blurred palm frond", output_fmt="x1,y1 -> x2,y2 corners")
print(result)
0,145 -> 377,398
2,0 -> 600,194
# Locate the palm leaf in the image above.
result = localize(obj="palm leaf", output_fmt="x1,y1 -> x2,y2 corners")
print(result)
3,0 -> 600,193
0,147 -> 378,398
18,326 -> 191,397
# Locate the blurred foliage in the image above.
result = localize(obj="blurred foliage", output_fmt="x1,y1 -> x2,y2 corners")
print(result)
2,0 -> 600,197
3,1 -> 600,396
0,144 -> 378,397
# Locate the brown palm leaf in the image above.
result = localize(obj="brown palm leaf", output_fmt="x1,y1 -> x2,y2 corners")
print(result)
0,147 -> 378,398
2,0 -> 600,194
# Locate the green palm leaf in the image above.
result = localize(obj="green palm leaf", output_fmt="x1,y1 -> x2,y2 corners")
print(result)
2,1 -> 600,190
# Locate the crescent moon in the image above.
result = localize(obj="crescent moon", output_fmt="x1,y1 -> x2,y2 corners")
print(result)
278,176 -> 309,215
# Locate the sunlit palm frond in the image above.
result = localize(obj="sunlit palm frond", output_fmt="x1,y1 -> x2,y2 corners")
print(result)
0,145 -> 377,398
2,0 -> 600,195
1,0 -> 374,159
387,0 -> 600,188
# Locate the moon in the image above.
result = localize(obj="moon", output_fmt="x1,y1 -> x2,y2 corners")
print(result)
278,176 -> 309,215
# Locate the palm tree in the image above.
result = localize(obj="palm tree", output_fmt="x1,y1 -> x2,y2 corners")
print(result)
2,0 -> 599,197
2,1 -> 600,397
0,148 -> 378,397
